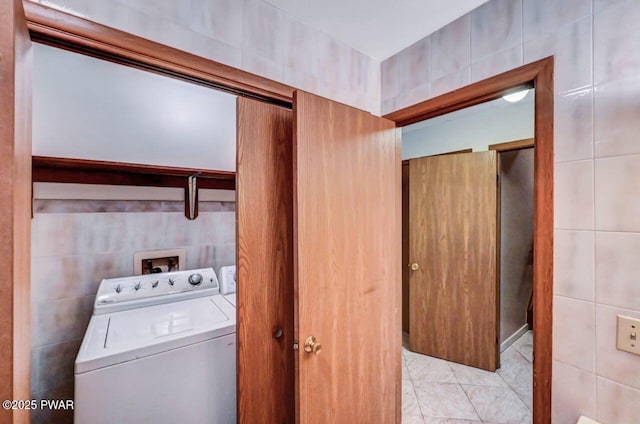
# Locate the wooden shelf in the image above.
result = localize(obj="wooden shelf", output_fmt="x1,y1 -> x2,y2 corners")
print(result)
32,156 -> 236,219
32,156 -> 235,190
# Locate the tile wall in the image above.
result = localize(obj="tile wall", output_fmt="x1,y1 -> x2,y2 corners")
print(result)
34,0 -> 380,114
30,203 -> 236,424
382,0 -> 640,423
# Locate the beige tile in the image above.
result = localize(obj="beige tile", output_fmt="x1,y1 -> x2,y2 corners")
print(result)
283,68 -> 318,93
189,0 -> 243,47
471,0 -> 522,62
406,352 -> 457,384
31,380 -> 74,424
596,377 -> 640,424
34,213 -> 85,257
595,232 -> 640,310
32,295 -> 94,347
403,380 -> 422,417
449,362 -> 507,387
513,387 -> 532,411
595,305 -> 640,391
241,0 -> 287,64
403,415 -> 425,424
594,77 -> 640,157
188,31 -> 241,68
552,296 -> 595,372
551,361 -> 596,424
37,339 -> 82,393
381,55 -> 400,101
462,385 -> 530,424
471,45 -> 522,83
554,160 -> 594,230
413,382 -> 479,421
240,51 -> 284,81
398,36 -> 431,95
431,15 -> 471,81
431,67 -> 471,98
396,83 -> 431,112
554,87 -> 593,163
523,0 -> 591,41
83,253 -> 133,295
593,0 -> 640,85
523,16 -> 592,94
423,418 -> 481,424
32,256 -> 86,302
594,155 -> 640,232
381,97 -> 400,116
553,230 -> 594,301
403,361 -> 412,382
30,348 -> 40,396
497,347 -> 533,390
512,331 -> 533,363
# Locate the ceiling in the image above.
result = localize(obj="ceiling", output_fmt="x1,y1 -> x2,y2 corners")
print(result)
264,0 -> 490,60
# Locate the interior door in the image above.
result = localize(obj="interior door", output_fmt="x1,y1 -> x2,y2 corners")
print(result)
0,0 -> 32,422
236,98 -> 294,423
293,91 -> 401,423
409,151 -> 499,371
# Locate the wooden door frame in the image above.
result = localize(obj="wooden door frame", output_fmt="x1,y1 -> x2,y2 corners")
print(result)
384,57 -> 553,424
13,2 -> 297,423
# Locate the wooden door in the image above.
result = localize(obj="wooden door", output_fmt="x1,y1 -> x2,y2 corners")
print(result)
0,1 -> 32,423
409,152 -> 499,371
293,91 -> 401,423
236,98 -> 294,423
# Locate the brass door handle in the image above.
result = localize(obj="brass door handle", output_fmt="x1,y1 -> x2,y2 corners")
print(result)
304,336 -> 322,355
409,263 -> 419,271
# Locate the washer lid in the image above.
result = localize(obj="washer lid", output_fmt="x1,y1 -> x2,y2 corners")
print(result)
75,295 -> 235,374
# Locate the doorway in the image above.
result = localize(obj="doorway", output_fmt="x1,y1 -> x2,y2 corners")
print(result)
400,91 -> 535,422
387,58 -> 553,424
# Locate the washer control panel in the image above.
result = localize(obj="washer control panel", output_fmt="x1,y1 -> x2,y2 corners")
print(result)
93,268 -> 219,315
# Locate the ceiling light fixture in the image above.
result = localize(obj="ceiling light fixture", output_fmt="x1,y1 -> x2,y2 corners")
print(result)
502,88 -> 530,103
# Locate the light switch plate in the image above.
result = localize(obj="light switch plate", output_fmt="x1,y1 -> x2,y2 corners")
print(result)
617,315 -> 640,356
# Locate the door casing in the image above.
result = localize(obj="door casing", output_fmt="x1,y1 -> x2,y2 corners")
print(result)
384,57 -> 554,424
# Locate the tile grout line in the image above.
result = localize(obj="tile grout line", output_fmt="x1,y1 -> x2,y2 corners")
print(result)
402,350 -> 427,420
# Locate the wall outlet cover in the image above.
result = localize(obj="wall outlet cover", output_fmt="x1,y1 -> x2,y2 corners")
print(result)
617,315 -> 640,356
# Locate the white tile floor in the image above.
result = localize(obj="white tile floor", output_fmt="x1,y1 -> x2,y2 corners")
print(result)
403,331 -> 533,424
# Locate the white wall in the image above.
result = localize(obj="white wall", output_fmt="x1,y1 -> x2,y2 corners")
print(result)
33,43 -> 237,171
402,91 -> 533,159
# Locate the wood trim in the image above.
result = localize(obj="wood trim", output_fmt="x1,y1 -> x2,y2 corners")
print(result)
386,57 -> 554,424
23,1 -> 294,105
1,1 -> 32,422
489,138 -> 535,152
32,156 -> 236,190
384,61 -> 544,126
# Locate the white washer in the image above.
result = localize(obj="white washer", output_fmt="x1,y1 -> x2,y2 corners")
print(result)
218,265 -> 236,307
75,268 -> 236,424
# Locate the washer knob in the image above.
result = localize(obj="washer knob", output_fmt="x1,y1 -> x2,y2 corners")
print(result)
115,284 -> 123,294
134,282 -> 142,291
188,273 -> 203,286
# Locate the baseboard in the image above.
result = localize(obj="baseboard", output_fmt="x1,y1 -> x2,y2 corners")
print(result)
500,323 -> 529,352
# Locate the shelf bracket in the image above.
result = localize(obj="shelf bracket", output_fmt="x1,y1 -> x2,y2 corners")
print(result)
185,174 -> 199,220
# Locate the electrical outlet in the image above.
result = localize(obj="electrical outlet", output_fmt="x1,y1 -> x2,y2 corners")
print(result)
617,315 -> 640,356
